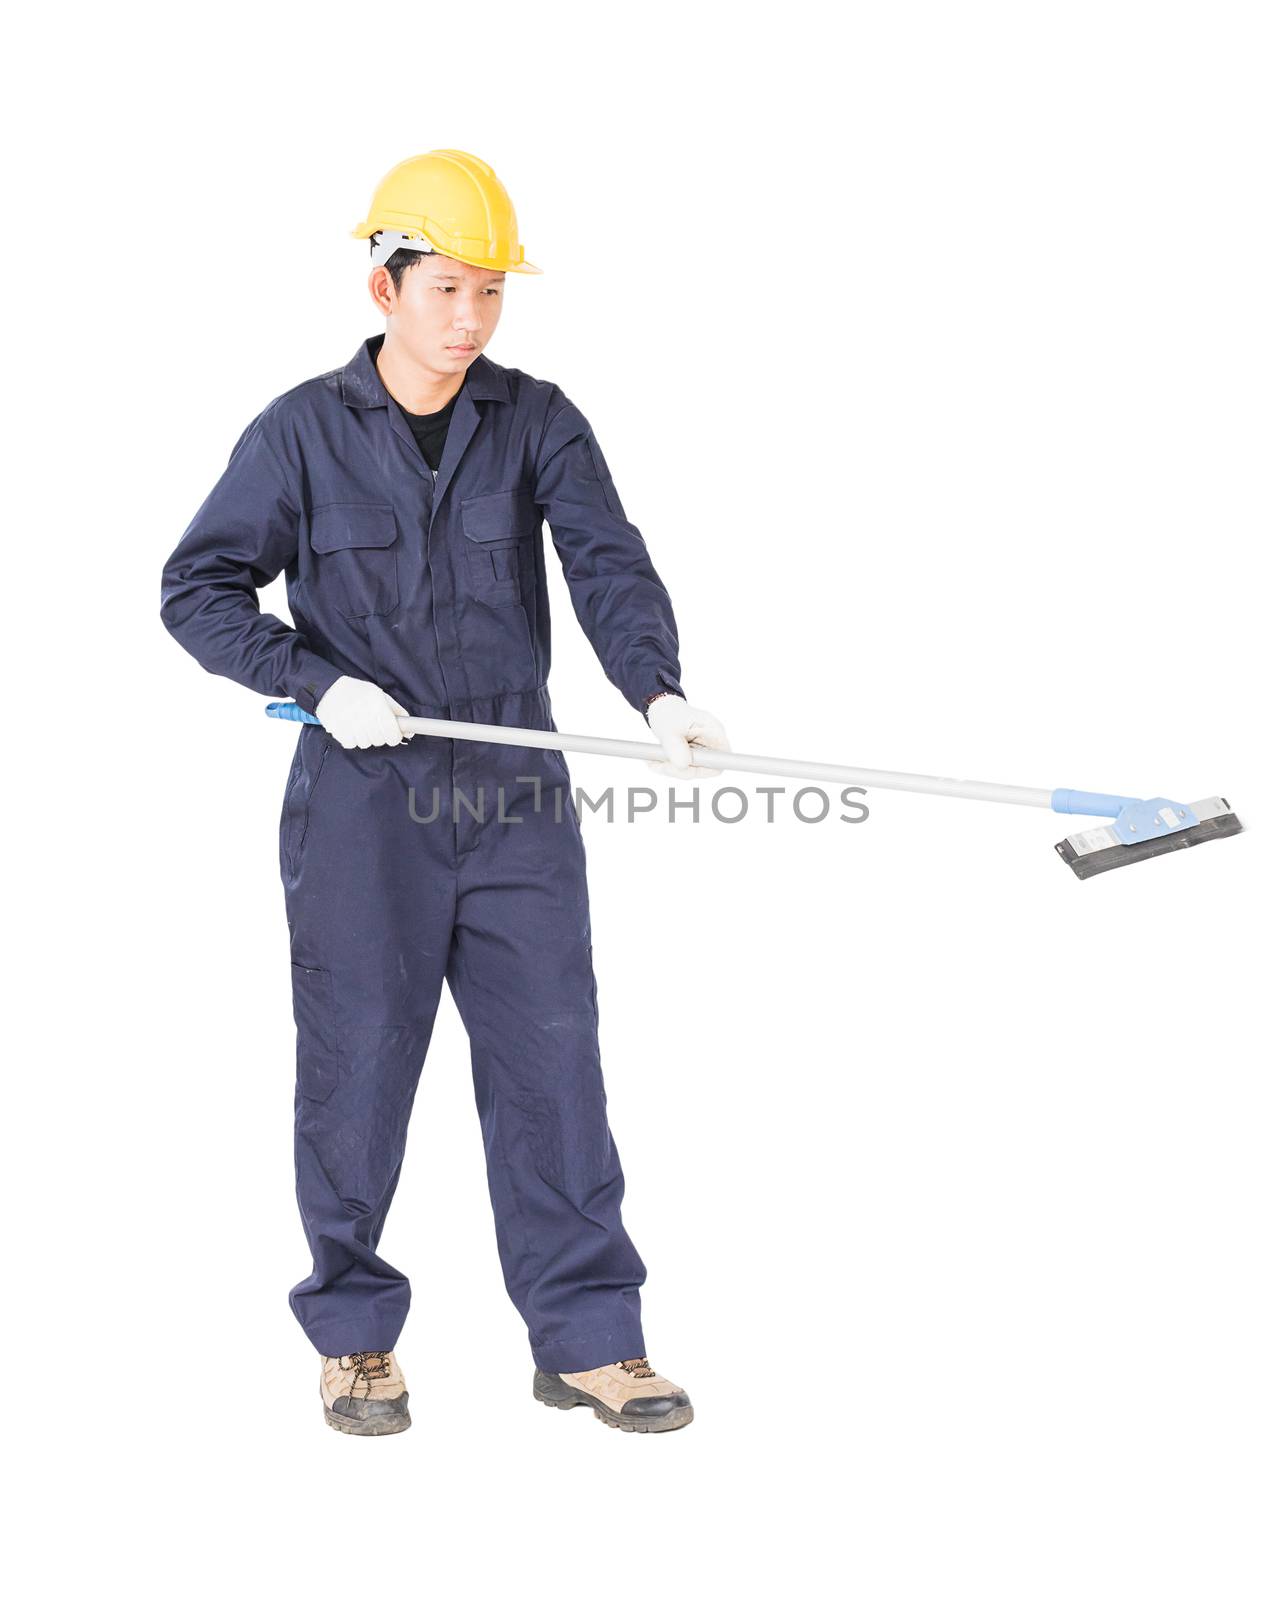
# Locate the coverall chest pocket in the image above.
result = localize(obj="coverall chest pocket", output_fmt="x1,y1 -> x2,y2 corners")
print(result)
460,489 -> 537,607
310,503 -> 399,618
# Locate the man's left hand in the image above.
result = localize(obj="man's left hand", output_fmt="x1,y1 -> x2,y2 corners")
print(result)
645,694 -> 731,781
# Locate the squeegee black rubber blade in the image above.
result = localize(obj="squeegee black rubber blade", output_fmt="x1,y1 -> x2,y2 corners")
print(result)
1055,809 -> 1243,879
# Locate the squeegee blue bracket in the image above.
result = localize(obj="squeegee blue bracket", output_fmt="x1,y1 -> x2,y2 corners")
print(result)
1106,797 -> 1197,846
1050,787 -> 1196,844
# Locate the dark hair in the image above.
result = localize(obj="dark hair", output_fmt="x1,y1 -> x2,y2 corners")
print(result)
374,239 -> 437,293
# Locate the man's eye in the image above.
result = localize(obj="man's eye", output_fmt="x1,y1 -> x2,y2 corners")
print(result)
436,285 -> 456,293
484,287 -> 501,296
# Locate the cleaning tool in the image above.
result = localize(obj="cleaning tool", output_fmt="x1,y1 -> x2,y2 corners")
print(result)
265,704 -> 1242,879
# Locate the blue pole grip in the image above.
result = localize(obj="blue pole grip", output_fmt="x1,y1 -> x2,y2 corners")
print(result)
1050,787 -> 1139,819
265,701 -> 322,725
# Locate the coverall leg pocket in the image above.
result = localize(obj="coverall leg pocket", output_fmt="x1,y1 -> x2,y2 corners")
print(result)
280,733 -> 330,879
291,963 -> 339,1103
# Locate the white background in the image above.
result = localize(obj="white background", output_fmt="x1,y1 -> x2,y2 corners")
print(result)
8,3 -> 1267,1595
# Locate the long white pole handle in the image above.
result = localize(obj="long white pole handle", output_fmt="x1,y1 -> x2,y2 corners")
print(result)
389,714 -> 1054,809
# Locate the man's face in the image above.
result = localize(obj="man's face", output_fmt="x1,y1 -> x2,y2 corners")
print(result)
374,253 -> 505,374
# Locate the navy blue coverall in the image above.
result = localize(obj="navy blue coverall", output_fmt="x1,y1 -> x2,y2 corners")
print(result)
161,334 -> 685,1369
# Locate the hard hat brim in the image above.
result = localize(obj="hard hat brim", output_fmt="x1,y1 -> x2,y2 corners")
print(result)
352,221 -> 541,274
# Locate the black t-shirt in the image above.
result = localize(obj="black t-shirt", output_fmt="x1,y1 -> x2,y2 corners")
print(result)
394,384 -> 461,473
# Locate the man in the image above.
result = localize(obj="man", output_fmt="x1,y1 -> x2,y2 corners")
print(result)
160,149 -> 729,1437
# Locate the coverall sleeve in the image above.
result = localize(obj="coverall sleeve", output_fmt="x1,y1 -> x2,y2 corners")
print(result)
160,410 -> 344,716
534,394 -> 685,715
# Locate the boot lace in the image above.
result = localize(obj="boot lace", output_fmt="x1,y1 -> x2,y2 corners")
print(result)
338,1350 -> 392,1398
618,1357 -> 656,1379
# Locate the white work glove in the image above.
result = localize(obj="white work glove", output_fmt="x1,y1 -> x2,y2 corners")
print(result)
645,693 -> 731,780
316,675 -> 410,749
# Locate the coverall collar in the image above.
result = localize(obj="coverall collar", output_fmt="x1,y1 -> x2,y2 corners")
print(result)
339,333 -> 510,410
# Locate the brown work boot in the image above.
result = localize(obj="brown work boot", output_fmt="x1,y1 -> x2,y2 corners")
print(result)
320,1349 -> 411,1436
533,1357 -> 693,1433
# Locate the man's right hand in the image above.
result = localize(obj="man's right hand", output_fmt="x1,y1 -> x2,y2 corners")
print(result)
315,676 -> 410,749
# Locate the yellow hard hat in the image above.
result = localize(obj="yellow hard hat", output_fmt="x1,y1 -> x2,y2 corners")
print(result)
353,149 -> 541,274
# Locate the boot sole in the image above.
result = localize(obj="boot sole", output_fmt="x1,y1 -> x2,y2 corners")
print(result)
533,1372 -> 694,1434
323,1405 -> 412,1437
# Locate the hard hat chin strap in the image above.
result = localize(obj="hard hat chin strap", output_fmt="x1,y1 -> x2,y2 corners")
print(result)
369,229 -> 437,267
